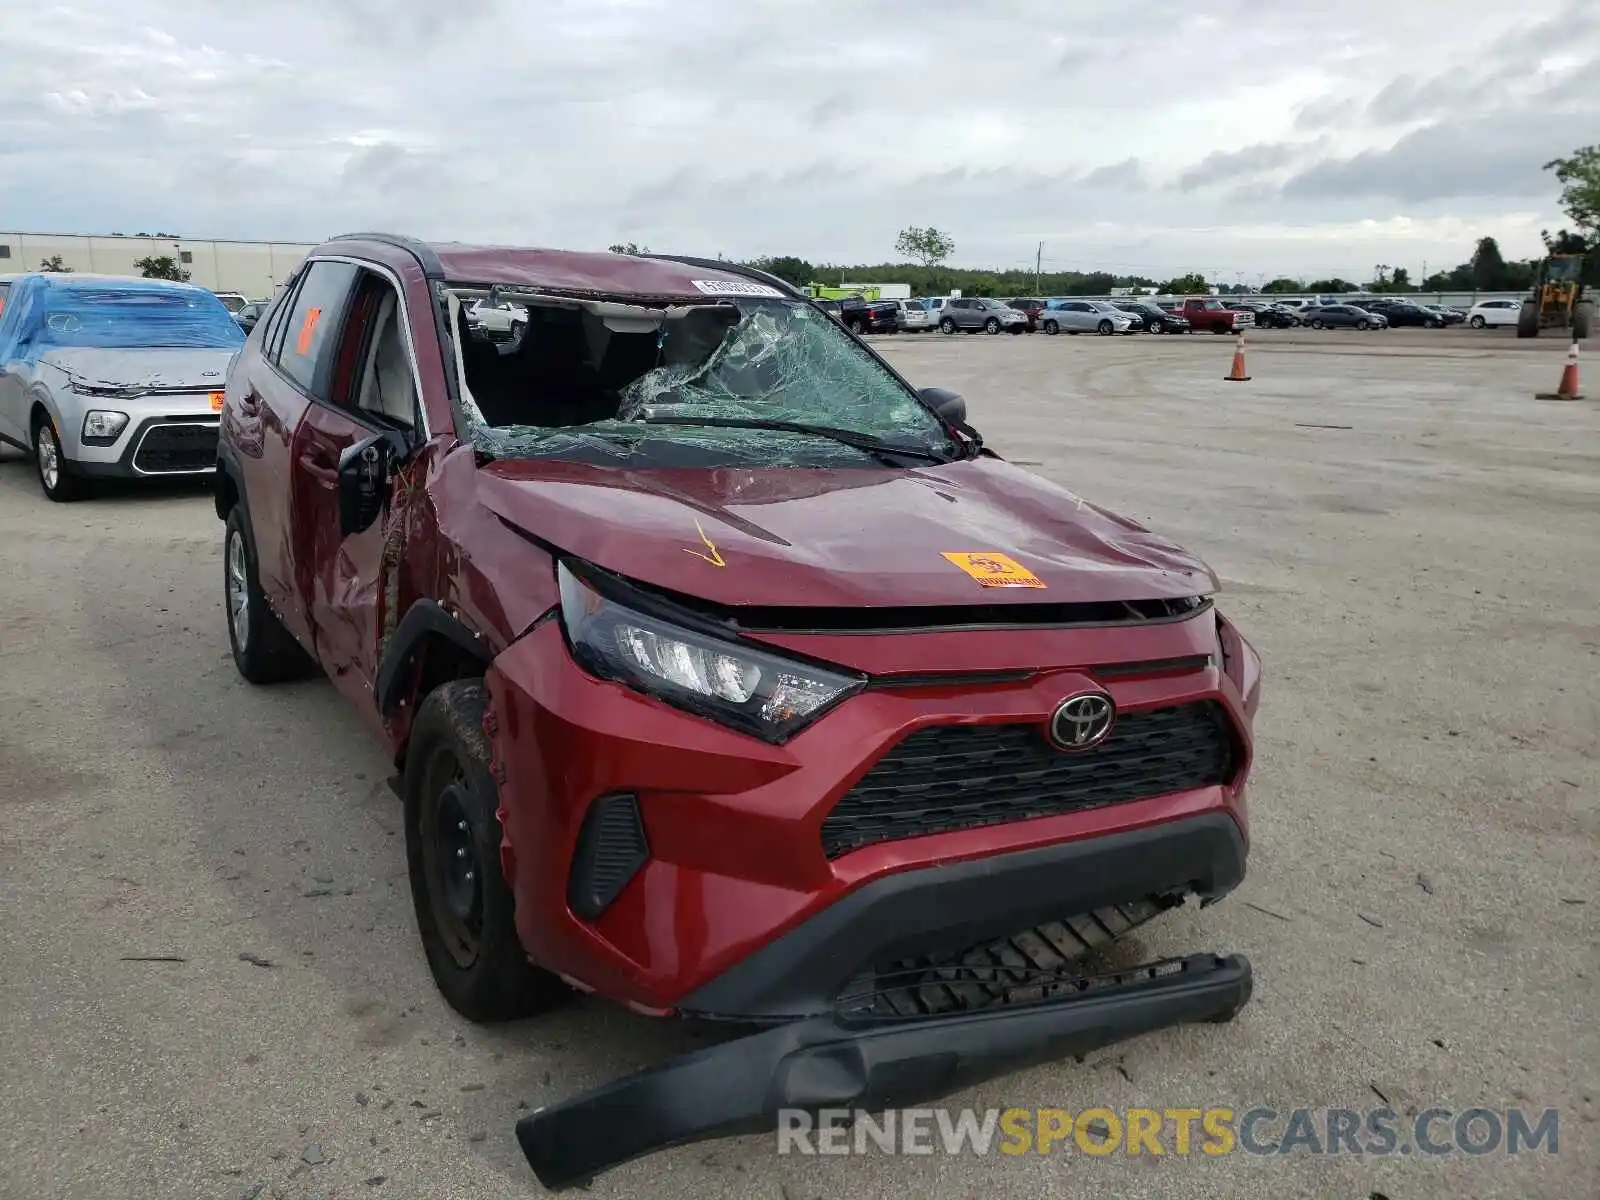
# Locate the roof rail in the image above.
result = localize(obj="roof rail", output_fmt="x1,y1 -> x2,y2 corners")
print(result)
326,232 -> 444,279
640,254 -> 804,299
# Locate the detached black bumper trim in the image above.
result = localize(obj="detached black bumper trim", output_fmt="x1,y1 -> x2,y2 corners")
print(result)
516,951 -> 1252,1190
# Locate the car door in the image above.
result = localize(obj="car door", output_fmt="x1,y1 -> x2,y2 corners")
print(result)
1064,301 -> 1095,332
231,260 -> 361,646
290,267 -> 424,714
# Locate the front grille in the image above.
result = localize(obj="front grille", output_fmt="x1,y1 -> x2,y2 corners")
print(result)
820,702 -> 1235,859
133,423 -> 218,474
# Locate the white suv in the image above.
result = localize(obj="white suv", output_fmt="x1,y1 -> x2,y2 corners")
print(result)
1466,299 -> 1521,329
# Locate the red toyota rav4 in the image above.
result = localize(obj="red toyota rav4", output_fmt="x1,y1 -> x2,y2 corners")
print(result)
215,234 -> 1262,1188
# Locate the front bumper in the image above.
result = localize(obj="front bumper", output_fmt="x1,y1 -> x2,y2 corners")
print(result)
73,414 -> 220,478
517,951 -> 1253,1189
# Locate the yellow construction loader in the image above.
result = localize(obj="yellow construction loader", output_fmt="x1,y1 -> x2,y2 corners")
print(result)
1517,254 -> 1593,338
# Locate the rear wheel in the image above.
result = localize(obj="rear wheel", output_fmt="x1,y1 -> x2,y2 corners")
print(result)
224,506 -> 315,684
1043,319 -> 1059,335
1575,301 -> 1593,340
405,680 -> 571,1023
1516,304 -> 1538,339
984,317 -> 1001,334
31,410 -> 86,502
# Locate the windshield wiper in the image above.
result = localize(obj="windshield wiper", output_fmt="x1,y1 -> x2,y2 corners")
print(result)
634,415 -> 950,464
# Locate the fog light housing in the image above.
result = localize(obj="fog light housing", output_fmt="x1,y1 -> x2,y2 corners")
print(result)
82,411 -> 129,444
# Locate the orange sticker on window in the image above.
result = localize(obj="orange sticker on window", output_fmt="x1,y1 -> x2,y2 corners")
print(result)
295,306 -> 322,355
941,551 -> 1046,589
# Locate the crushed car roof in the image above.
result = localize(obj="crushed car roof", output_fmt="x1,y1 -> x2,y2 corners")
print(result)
425,241 -> 776,300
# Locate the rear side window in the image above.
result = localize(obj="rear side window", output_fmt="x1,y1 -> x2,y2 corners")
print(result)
275,260 -> 360,400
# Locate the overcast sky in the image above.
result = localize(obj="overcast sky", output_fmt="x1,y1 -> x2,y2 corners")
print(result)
2,0 -> 1596,281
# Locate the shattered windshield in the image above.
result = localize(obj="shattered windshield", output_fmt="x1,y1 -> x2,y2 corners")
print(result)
454,294 -> 957,467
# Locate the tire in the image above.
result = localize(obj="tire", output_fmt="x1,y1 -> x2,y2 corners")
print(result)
1310,319 -> 1325,330
1096,319 -> 1113,335
1043,319 -> 1059,335
31,409 -> 87,502
1516,304 -> 1539,339
405,680 -> 570,1023
1575,301 -> 1593,341
1211,326 -> 1228,334
224,506 -> 315,684
984,317 -> 1001,334
1356,319 -> 1370,331
940,317 -> 957,335
1468,315 -> 1485,329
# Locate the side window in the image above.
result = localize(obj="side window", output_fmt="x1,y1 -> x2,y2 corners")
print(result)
349,276 -> 417,429
277,260 -> 360,399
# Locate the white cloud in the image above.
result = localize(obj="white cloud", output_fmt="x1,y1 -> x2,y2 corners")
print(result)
0,0 -> 1594,278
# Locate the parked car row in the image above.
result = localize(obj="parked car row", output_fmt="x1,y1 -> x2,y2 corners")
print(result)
820,292 -> 1497,339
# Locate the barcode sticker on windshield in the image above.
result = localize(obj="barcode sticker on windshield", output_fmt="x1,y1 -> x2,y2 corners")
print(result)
690,279 -> 784,298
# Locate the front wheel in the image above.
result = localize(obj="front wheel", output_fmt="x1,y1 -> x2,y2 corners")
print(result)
405,680 -> 571,1023
1096,320 -> 1112,335
984,317 -> 1001,334
224,507 -> 315,684
1356,319 -> 1370,330
1043,319 -> 1059,335
940,317 -> 957,335
1574,301 -> 1593,340
32,411 -> 86,502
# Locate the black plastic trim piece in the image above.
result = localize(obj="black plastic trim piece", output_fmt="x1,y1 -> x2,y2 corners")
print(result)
681,812 -> 1246,1021
327,232 -> 445,280
567,794 -> 650,919
1092,655 -> 1213,678
864,669 -> 1038,690
373,599 -> 495,717
516,951 -> 1252,1190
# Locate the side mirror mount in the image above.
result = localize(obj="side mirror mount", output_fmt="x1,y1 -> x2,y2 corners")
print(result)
337,430 -> 410,536
919,386 -> 967,427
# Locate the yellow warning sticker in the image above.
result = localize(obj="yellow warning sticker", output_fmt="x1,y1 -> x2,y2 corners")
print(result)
941,551 -> 1046,589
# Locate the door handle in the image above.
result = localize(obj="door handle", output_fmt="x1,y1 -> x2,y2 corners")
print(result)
298,450 -> 339,486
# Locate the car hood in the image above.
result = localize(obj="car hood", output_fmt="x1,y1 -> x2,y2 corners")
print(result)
476,457 -> 1217,609
37,347 -> 236,392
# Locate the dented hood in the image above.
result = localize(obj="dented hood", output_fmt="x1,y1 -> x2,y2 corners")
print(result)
476,457 -> 1216,609
38,347 -> 236,392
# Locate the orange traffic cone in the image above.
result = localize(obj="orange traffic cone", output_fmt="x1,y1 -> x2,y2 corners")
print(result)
1224,331 -> 1250,382
1536,341 -> 1583,400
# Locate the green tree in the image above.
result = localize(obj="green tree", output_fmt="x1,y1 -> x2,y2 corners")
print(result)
750,255 -> 815,289
1541,228 -> 1590,254
893,226 -> 955,269
1390,266 -> 1412,291
965,274 -> 999,297
607,242 -> 650,255
1261,277 -> 1302,293
39,255 -> 73,272
1544,145 -> 1600,240
1160,272 -> 1209,294
1305,278 -> 1355,293
1470,237 -> 1507,289
133,254 -> 191,282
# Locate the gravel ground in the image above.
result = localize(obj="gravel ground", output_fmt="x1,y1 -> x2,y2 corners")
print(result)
0,327 -> 1595,1199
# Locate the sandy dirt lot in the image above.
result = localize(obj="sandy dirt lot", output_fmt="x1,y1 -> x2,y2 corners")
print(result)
1,326 -> 1595,1199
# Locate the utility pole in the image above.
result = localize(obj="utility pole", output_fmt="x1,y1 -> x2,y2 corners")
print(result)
1034,242 -> 1042,296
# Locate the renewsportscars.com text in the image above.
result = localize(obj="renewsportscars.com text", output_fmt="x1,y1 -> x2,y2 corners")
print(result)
777,1106 -> 1560,1158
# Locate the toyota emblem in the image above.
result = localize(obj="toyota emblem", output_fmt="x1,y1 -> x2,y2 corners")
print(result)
1050,691 -> 1116,751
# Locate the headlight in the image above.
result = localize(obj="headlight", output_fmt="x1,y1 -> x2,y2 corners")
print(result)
557,562 -> 863,742
82,411 -> 129,442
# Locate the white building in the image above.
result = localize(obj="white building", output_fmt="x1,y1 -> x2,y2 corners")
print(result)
0,232 -> 316,299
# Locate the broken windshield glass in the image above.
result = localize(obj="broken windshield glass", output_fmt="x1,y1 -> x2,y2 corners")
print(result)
450,294 -> 954,467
